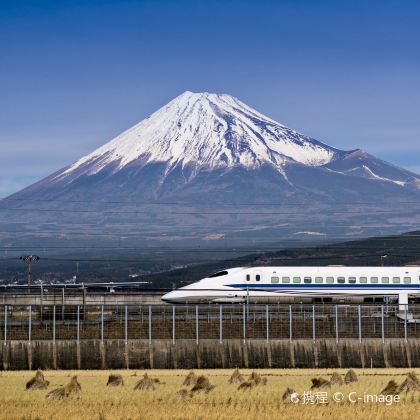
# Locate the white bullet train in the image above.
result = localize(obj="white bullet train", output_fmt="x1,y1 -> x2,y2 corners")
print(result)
161,266 -> 420,305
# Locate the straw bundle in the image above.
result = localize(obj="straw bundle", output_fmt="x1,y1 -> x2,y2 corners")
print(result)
183,371 -> 198,387
229,369 -> 245,384
310,377 -> 331,390
344,369 -> 358,384
380,380 -> 399,396
26,370 -> 49,390
330,372 -> 343,386
191,375 -> 215,393
133,373 -> 155,390
106,374 -> 124,387
46,376 -> 81,399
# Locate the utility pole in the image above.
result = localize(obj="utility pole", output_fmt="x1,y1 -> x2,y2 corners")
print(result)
19,255 -> 40,286
380,255 -> 388,267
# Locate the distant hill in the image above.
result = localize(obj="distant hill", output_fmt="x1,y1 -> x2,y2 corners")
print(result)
141,231 -> 420,288
0,230 -> 418,285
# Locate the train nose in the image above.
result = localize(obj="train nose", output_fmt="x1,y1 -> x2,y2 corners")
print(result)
161,291 -> 180,303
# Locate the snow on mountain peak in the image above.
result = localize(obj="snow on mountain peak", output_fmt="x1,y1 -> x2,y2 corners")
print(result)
59,91 -> 342,180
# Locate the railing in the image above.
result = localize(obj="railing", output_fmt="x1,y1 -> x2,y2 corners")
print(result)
1,304 -> 419,343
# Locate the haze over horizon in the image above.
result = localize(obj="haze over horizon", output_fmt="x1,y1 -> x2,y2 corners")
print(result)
1,0 -> 419,197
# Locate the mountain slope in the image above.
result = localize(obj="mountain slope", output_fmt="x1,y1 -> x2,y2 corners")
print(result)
54,91 -> 345,181
2,91 -> 420,249
11,91 -> 420,201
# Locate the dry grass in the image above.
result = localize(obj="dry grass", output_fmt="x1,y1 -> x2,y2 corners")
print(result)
0,369 -> 419,419
175,388 -> 190,399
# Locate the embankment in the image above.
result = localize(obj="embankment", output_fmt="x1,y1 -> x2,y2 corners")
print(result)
1,339 -> 419,370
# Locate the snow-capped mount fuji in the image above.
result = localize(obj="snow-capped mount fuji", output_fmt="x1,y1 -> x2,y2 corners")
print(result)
18,90 -> 419,203
54,91 -> 347,185
3,91 -> 420,246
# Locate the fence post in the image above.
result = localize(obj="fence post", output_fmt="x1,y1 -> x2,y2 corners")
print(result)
61,288 -> 65,321
195,305 -> 199,345
266,305 -> 269,343
101,305 -> 104,343
125,305 -> 128,344
312,304 -> 316,343
335,305 -> 339,343
77,305 -> 80,343
4,305 -> 7,344
243,304 -> 246,343
246,286 -> 249,319
53,305 -> 56,343
381,305 -> 384,343
172,305 -> 175,345
148,305 -> 152,345
358,305 -> 362,343
289,305 -> 292,342
219,305 -> 223,344
28,305 -> 32,345
404,304 -> 408,342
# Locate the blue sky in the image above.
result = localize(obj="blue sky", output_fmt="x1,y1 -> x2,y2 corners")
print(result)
1,0 -> 419,196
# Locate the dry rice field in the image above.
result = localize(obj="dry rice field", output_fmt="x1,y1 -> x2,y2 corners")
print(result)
0,369 -> 419,419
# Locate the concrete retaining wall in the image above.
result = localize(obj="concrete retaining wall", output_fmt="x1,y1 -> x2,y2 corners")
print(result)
1,339 -> 419,370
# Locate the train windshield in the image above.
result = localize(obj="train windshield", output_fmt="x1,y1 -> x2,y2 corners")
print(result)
208,270 -> 228,278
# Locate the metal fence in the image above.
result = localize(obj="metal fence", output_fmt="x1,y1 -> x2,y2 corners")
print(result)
1,304 -> 419,343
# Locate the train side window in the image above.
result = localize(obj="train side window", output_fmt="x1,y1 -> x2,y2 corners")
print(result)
349,277 -> 356,284
392,277 -> 400,284
403,277 -> 411,284
381,277 -> 389,284
370,277 -> 378,283
256,274 -> 261,282
326,277 -> 334,284
246,274 -> 250,281
304,277 -> 312,284
271,276 -> 279,284
293,277 -> 301,283
360,277 -> 367,283
315,277 -> 323,283
282,276 -> 290,283
337,277 -> 345,284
